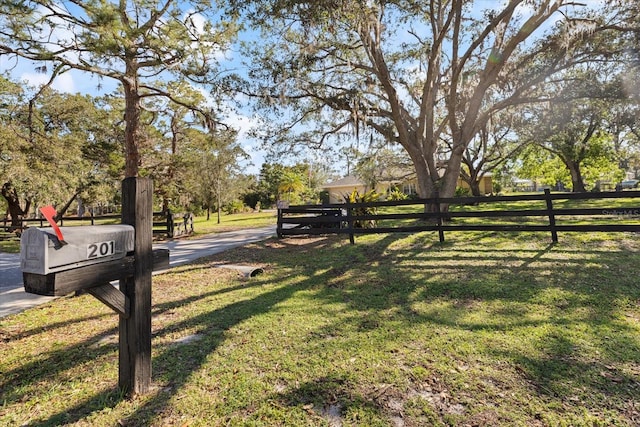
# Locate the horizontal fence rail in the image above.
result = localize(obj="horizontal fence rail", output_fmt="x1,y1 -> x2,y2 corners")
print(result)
277,189 -> 640,243
2,210 -> 193,239
153,211 -> 194,238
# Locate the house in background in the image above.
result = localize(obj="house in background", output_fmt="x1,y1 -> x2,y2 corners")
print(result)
322,164 -> 420,203
463,174 -> 493,195
321,173 -> 493,204
320,176 -> 367,204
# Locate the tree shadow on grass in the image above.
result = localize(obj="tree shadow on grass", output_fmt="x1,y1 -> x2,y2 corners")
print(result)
162,232 -> 637,423
23,388 -> 127,427
5,232 -> 640,425
494,332 -> 640,405
0,273 -> 273,407
17,264 -> 317,425
0,325 -> 120,404
270,374 -> 384,424
0,309 -> 113,341
298,232 -> 640,417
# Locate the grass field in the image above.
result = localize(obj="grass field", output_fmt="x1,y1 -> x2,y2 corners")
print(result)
1,229 -> 640,426
190,210 -> 277,236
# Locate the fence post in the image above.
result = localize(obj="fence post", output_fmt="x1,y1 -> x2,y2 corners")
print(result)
166,210 -> 174,238
434,191 -> 445,243
346,203 -> 355,244
187,213 -> 194,234
277,208 -> 283,238
119,177 -> 153,396
544,188 -> 558,243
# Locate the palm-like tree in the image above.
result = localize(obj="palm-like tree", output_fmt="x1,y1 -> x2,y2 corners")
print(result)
278,171 -> 305,202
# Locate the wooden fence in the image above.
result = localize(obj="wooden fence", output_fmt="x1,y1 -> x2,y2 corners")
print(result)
153,211 -> 194,238
277,189 -> 640,243
1,210 -> 193,239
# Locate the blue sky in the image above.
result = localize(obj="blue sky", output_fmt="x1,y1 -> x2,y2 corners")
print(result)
1,59 -> 266,175
0,0 -> 267,175
1,0 -> 608,178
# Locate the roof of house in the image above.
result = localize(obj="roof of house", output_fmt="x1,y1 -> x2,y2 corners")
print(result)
322,175 -> 364,189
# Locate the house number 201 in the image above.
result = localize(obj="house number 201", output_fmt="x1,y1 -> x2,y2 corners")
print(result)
87,241 -> 116,259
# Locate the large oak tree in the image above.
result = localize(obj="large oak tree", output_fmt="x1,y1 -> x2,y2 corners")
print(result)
0,76 -> 120,228
234,0 -> 624,200
517,69 -> 626,192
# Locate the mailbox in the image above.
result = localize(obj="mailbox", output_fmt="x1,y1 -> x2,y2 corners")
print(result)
21,225 -> 135,275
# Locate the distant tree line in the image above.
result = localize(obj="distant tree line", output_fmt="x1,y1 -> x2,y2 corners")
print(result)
0,76 -> 251,226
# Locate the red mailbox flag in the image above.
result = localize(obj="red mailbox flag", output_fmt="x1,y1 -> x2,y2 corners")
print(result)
40,205 -> 66,244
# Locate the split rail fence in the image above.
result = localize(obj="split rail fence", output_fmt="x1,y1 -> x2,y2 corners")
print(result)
277,189 -> 640,243
1,210 -> 193,239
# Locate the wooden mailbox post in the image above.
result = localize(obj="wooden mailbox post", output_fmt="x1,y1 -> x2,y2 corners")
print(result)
21,177 -> 165,396
119,177 -> 153,395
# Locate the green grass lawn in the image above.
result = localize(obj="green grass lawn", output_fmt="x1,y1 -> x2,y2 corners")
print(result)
0,236 -> 20,253
372,193 -> 640,229
191,210 -> 277,236
2,230 -> 639,426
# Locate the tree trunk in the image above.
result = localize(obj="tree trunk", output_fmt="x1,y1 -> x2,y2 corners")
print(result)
416,165 -> 434,199
440,145 -> 466,199
216,179 -> 221,224
57,191 -> 82,219
405,144 -> 437,199
567,161 -> 587,192
468,180 -> 481,197
1,182 -> 26,230
123,67 -> 142,178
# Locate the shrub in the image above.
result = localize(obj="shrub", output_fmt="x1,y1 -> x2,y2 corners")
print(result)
223,199 -> 245,214
454,186 -> 472,197
344,189 -> 379,228
387,188 -> 408,201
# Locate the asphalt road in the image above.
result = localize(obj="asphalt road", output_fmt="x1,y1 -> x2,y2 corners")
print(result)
0,252 -> 21,291
0,226 -> 276,318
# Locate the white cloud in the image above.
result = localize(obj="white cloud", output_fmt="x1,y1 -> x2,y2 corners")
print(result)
226,109 -> 258,137
187,12 -> 207,35
225,110 -> 266,174
19,70 -> 76,93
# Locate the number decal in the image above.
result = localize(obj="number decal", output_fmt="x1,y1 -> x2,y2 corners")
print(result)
88,244 -> 97,258
87,240 -> 116,259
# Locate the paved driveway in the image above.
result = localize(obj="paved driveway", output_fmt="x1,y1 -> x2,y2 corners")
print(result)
0,226 -> 276,318
0,252 -> 22,291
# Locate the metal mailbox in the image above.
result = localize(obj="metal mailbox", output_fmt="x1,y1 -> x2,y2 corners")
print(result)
21,225 -> 135,275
